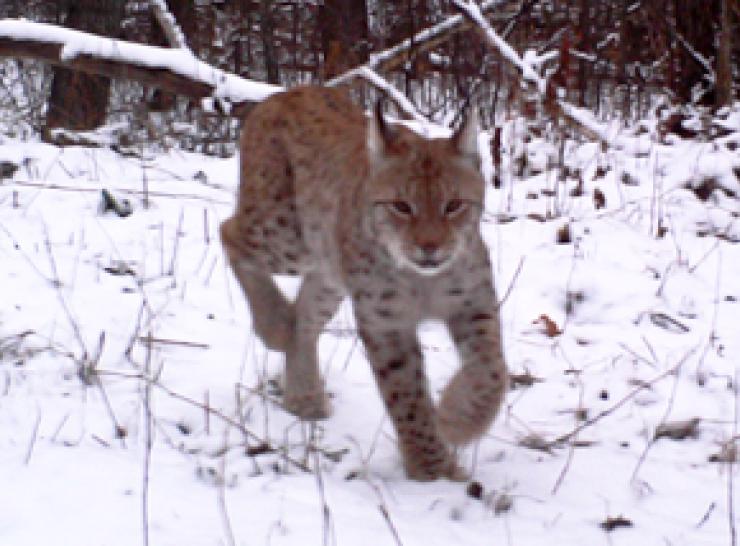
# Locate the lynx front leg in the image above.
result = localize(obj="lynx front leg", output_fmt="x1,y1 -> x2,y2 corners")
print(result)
358,325 -> 464,481
220,217 -> 294,352
438,282 -> 508,446
283,270 -> 343,419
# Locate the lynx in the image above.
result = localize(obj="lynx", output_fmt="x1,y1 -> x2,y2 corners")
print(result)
220,86 -> 507,480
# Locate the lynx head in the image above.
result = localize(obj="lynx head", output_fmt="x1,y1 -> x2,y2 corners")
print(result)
365,104 -> 484,276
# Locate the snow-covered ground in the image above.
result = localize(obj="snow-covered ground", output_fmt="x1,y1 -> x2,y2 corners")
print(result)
1,106 -> 739,546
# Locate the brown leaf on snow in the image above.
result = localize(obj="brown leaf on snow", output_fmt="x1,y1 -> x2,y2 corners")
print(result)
556,223 -> 572,244
534,314 -> 562,337
654,418 -> 701,440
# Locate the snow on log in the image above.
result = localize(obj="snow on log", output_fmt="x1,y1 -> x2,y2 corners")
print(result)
0,19 -> 281,115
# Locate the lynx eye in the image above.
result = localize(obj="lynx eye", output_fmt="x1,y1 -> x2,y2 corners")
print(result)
389,200 -> 414,217
443,199 -> 466,217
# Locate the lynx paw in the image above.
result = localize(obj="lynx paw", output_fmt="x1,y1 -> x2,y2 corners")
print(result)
283,392 -> 332,420
437,366 -> 506,446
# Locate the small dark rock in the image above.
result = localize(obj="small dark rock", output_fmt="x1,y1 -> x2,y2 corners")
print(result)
100,188 -> 133,218
176,422 -> 192,435
466,481 -> 484,500
0,160 -> 19,179
600,515 -> 633,532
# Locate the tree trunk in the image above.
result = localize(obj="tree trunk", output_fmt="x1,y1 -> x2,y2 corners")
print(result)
715,0 -> 733,106
260,0 -> 280,85
43,0 -> 124,141
319,0 -> 369,80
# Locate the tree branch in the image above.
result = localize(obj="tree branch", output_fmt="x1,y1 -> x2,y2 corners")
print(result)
452,0 -> 641,150
149,0 -> 188,50
0,19 -> 280,116
338,66 -> 427,122
327,0 -> 518,86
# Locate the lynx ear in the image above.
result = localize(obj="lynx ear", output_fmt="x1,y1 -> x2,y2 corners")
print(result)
451,108 -> 480,165
367,100 -> 398,161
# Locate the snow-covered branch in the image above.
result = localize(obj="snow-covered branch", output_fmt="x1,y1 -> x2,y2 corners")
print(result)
0,19 -> 280,116
335,67 -> 427,123
452,0 -> 638,149
452,0 -> 546,94
149,0 -> 189,50
327,0 -> 515,87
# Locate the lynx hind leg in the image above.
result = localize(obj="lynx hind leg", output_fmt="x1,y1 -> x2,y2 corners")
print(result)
437,310 -> 508,446
359,326 -> 465,481
282,271 -> 343,420
220,217 -> 295,352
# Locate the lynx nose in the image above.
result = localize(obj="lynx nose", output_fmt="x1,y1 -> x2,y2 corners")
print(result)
420,242 -> 439,258
415,242 -> 443,268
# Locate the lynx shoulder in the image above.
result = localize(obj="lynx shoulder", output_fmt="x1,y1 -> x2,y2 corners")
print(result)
220,86 -> 507,480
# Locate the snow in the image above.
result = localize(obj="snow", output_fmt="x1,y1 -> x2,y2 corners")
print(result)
1,107 -> 739,546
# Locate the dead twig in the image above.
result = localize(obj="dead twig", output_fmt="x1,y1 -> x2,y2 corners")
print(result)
141,330 -> 153,546
358,466 -> 404,546
216,428 -> 237,546
311,425 -> 337,546
630,356 -> 688,484
548,346 -> 698,448
167,207 -> 185,277
729,368 -> 738,546
99,369 -> 311,473
137,335 -> 209,350
496,256 -> 525,310
551,372 -> 585,494
23,410 -> 42,465
8,180 -> 230,204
